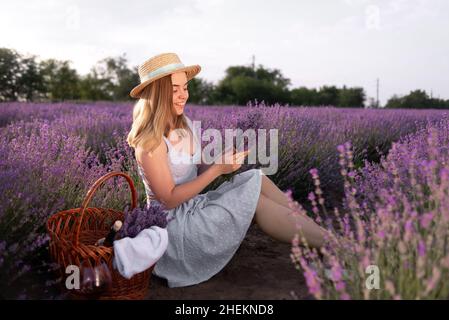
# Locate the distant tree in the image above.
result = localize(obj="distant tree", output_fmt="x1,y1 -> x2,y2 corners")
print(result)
385,90 -> 449,109
214,65 -> 291,105
187,77 -> 215,105
403,90 -> 430,109
89,55 -> 139,100
0,48 -> 44,102
78,69 -> 113,101
0,48 -> 21,101
288,85 -> 366,108
317,85 -> 339,106
40,59 -> 80,101
290,87 -> 318,106
431,98 -> 449,109
255,66 -> 291,88
385,94 -> 402,109
116,64 -> 139,100
16,55 -> 45,101
337,86 -> 366,108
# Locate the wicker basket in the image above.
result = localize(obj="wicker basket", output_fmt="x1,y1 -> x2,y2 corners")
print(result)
46,171 -> 153,300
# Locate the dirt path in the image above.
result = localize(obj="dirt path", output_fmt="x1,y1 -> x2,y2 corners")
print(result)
147,224 -> 312,300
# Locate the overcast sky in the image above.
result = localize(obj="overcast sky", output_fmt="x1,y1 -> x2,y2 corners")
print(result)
1,0 -> 448,105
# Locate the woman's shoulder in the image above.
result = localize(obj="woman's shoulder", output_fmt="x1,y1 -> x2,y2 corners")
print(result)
135,139 -> 168,159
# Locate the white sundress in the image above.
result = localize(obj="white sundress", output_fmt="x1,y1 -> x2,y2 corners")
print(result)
136,115 -> 262,288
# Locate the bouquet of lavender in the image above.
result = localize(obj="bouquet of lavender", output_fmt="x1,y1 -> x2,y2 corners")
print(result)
118,204 -> 174,239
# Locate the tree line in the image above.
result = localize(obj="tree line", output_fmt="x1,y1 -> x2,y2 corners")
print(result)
1,48 -> 448,109
384,90 -> 449,109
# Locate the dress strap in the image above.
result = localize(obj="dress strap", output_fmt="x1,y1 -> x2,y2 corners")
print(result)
162,135 -> 172,153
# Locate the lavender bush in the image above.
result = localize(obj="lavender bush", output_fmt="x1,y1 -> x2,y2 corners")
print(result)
289,115 -> 449,299
0,101 -> 448,298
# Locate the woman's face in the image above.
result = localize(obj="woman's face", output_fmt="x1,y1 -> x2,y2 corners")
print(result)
171,72 -> 189,115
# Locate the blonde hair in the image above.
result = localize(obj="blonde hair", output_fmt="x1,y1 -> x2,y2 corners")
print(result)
127,74 -> 189,153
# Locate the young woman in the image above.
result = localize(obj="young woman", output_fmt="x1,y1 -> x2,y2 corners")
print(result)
127,53 -> 328,288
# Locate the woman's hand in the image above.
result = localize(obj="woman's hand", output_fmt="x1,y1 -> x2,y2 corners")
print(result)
212,149 -> 250,175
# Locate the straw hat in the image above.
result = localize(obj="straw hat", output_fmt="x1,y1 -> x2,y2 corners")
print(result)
130,53 -> 201,98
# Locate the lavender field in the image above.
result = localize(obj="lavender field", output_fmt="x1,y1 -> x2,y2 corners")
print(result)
1,102 -> 448,299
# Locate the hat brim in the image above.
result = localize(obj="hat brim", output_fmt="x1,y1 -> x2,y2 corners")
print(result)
129,64 -> 201,98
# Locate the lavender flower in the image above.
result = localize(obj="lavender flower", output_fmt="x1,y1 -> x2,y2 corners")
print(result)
118,204 -> 174,239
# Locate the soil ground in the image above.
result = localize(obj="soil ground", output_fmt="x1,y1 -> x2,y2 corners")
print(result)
146,223 -> 313,300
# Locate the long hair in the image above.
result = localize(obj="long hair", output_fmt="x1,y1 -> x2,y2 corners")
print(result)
127,74 -> 189,153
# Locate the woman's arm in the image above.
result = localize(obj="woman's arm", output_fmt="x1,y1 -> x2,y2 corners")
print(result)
197,144 -> 237,174
197,163 -> 213,175
137,141 -> 248,210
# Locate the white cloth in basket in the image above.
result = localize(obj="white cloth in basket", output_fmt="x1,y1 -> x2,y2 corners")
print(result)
112,226 -> 168,279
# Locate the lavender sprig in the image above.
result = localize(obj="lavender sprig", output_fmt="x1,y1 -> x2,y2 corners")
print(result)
118,204 -> 174,239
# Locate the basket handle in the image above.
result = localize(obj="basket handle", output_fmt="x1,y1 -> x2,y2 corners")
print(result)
74,171 -> 138,247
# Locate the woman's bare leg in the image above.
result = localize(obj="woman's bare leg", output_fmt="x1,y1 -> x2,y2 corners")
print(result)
252,174 -> 320,225
260,175 -> 293,210
259,175 -> 324,227
253,193 -> 327,248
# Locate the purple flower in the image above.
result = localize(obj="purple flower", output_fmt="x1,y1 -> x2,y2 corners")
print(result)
332,266 -> 343,282
418,240 -> 426,257
335,281 -> 346,291
344,141 -> 352,150
404,219 -> 414,234
303,268 -> 322,297
308,192 -> 316,201
118,204 -> 173,239
309,168 -> 319,177
420,213 -> 433,229
340,293 -> 351,300
376,230 -> 386,240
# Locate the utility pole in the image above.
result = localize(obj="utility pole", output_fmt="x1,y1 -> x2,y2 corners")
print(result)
251,54 -> 255,71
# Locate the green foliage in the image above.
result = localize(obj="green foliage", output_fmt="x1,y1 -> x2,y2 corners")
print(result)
385,90 -> 449,109
0,48 -> 45,102
290,87 -> 319,106
83,54 -> 140,101
187,77 -> 215,105
213,65 -> 291,105
40,59 -> 81,101
290,85 -> 366,107
338,86 -> 366,108
2,47 -> 447,109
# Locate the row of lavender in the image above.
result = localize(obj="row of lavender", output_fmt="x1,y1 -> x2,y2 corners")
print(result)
0,102 -> 447,298
290,116 -> 449,299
